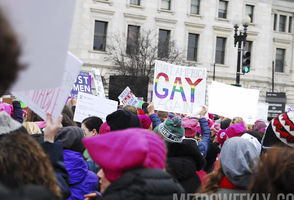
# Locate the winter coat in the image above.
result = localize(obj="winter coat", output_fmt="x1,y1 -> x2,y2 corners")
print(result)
12,101 -> 23,123
166,139 -> 206,194
198,118 -> 211,157
40,141 -> 71,200
63,149 -> 98,200
102,168 -> 184,200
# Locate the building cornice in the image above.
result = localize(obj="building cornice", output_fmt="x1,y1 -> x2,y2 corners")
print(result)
212,26 -> 233,33
124,13 -> 146,20
155,17 -> 177,24
273,37 -> 292,45
90,8 -> 114,15
184,22 -> 205,29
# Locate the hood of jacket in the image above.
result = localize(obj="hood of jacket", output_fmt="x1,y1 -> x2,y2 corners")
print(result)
63,149 -> 88,185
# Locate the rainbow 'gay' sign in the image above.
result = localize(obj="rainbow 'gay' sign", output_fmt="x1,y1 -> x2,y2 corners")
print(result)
152,60 -> 207,115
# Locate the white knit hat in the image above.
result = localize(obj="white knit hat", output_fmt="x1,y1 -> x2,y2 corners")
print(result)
0,111 -> 22,135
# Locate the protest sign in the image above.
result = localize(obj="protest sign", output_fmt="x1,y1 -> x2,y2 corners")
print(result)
92,69 -> 105,98
0,0 -> 77,91
256,103 -> 269,122
152,60 -> 207,115
12,52 -> 82,122
208,81 -> 260,124
73,92 -> 118,122
71,72 -> 92,97
118,87 -> 139,107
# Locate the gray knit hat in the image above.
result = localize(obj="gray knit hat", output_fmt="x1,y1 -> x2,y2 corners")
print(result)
0,111 -> 22,135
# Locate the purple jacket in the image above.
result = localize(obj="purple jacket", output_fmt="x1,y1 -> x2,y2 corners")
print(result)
63,149 -> 98,200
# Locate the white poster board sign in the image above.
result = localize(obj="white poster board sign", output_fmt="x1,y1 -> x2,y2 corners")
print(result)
118,87 -> 139,107
92,69 -> 105,98
0,0 -> 77,91
256,103 -> 269,122
74,92 -> 118,122
152,60 -> 207,115
208,81 -> 260,124
13,52 -> 82,122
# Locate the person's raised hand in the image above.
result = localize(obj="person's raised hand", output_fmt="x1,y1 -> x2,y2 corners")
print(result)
147,102 -> 155,115
44,113 -> 63,143
200,106 -> 207,118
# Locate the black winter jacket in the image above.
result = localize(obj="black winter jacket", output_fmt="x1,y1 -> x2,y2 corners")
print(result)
102,168 -> 184,200
166,139 -> 206,194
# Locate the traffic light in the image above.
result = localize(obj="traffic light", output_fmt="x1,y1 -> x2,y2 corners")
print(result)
242,50 -> 251,73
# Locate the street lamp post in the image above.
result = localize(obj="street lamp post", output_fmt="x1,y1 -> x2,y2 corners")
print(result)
234,23 -> 248,86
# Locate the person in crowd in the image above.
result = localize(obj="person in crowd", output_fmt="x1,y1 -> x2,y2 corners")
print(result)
230,117 -> 244,125
99,121 -> 111,134
0,8 -> 25,96
82,116 -> 103,173
24,109 -> 46,132
220,118 -> 231,130
198,137 -> 260,199
0,112 -> 61,198
152,105 -> 211,157
141,102 -> 149,114
157,110 -> 168,122
23,120 -> 42,134
249,147 -> 294,199
138,115 -> 152,130
62,105 -> 77,127
216,121 -> 246,147
122,105 -> 138,115
106,109 -> 142,131
261,111 -> 294,149
82,116 -> 103,137
55,126 -> 98,200
83,128 -> 184,200
0,184 -> 60,200
253,120 -> 267,133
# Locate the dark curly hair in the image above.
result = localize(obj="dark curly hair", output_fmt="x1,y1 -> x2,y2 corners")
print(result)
0,9 -> 25,96
0,132 -> 61,197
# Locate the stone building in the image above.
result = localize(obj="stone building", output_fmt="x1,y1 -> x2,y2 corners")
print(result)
69,0 -> 294,105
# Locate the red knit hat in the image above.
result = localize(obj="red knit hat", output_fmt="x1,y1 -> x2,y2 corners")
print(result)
138,115 -> 152,129
83,128 -> 166,182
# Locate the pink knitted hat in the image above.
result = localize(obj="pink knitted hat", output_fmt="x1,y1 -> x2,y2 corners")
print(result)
138,115 -> 152,129
182,117 -> 198,138
83,128 -> 166,182
99,122 -> 111,135
217,129 -> 227,146
211,123 -> 221,134
226,121 -> 246,138
0,103 -> 13,116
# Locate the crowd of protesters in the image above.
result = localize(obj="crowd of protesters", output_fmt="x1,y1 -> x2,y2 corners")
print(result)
0,7 -> 294,200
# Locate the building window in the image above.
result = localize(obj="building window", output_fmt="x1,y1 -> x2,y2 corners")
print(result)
126,25 -> 140,55
246,5 -> 254,23
273,14 -> 277,31
243,41 -> 252,67
158,29 -> 170,58
130,0 -> 140,6
279,15 -> 287,32
93,21 -> 107,51
275,48 -> 285,73
215,37 -> 226,64
93,21 -> 108,51
191,0 -> 200,15
187,33 -> 199,61
161,0 -> 171,10
289,16 -> 292,33
218,0 -> 228,19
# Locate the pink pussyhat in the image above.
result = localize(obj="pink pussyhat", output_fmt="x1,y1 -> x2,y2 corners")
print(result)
83,128 -> 166,182
182,117 -> 198,138
226,121 -> 246,138
0,103 -> 13,116
138,115 -> 152,129
217,129 -> 227,146
99,122 -> 111,135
